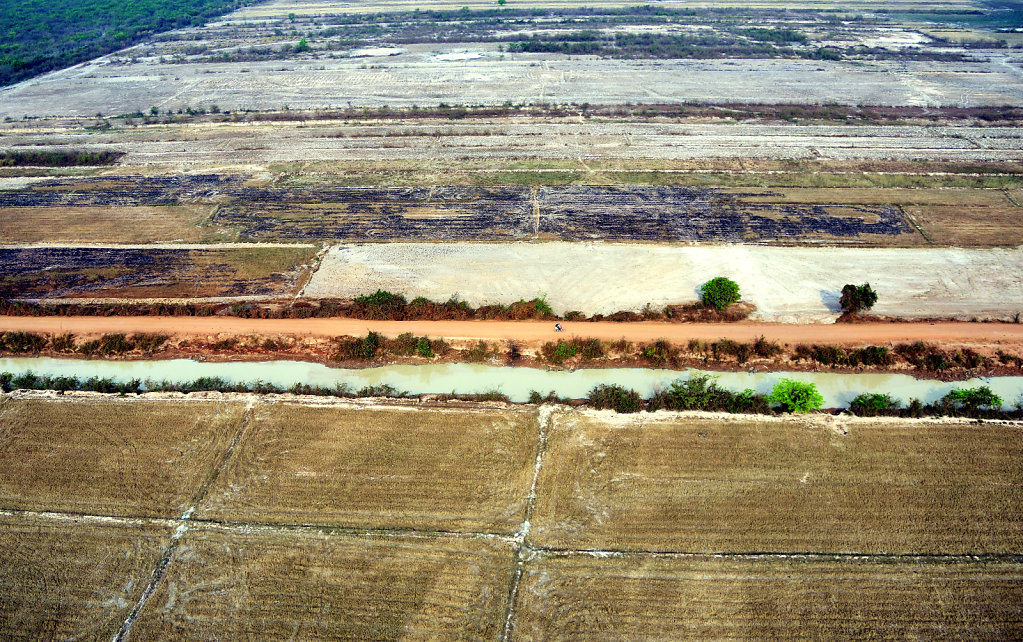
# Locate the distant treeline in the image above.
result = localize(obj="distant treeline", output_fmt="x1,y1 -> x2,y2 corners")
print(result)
0,150 -> 123,166
0,0 -> 256,86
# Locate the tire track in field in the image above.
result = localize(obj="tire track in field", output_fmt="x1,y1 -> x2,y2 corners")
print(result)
111,402 -> 256,642
501,405 -> 556,642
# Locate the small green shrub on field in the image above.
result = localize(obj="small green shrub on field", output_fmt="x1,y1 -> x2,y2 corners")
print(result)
587,384 -> 642,413
333,332 -> 382,361
849,393 -> 901,416
767,378 -> 824,413
649,374 -> 767,414
98,333 -> 134,355
50,333 -> 76,352
700,277 -> 741,310
0,331 -> 47,353
464,340 -> 491,363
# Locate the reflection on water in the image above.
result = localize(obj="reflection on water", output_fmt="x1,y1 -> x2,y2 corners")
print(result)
1,357 -> 1021,408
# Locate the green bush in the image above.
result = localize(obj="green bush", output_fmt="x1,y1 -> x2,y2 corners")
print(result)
587,384 -> 642,413
767,378 -> 824,413
333,331 -> 382,360
943,386 -> 1003,411
849,393 -> 901,416
541,340 -> 578,364
0,331 -> 48,353
653,374 -> 768,414
700,277 -> 741,310
354,290 -> 405,306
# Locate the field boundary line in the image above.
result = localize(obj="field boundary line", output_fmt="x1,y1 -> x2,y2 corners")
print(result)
1004,188 -> 1022,207
501,405 -> 556,642
895,204 -> 934,245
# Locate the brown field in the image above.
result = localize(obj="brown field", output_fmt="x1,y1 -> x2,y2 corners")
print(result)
904,203 -> 1023,246
0,399 -> 244,517
528,413 -> 1023,553
130,524 -> 515,640
512,553 -> 1023,640
0,512 -> 173,640
197,404 -> 539,534
2,397 -> 1023,638
0,205 -> 233,244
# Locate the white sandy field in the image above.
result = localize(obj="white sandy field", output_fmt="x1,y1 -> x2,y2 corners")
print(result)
302,243 -> 1023,323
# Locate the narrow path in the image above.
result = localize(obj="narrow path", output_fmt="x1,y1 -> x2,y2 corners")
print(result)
2,316 -> 1023,348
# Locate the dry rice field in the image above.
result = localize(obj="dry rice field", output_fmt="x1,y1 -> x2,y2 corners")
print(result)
1,397 -> 1022,638
512,554 -> 1023,639
0,512 -> 174,640
0,399 -> 243,518
197,403 -> 539,534
528,412 -> 1023,554
130,524 -> 515,641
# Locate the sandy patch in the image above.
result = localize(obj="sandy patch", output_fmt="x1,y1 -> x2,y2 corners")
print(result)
302,242 -> 1023,322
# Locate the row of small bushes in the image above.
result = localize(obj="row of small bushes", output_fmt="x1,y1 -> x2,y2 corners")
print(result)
0,331 -> 169,355
0,291 -> 748,323
2,371 -> 1015,419
584,378 -> 1016,419
540,336 -> 1022,373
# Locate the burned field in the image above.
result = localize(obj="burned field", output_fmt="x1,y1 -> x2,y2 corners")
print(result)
1,397 -> 1022,638
0,245 -> 316,299
211,184 -> 914,244
1,177 -> 921,246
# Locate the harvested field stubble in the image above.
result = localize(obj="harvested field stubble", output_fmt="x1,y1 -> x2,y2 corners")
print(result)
0,399 -> 244,517
198,405 -> 539,533
130,525 -> 514,640
528,413 -> 1023,553
512,554 -> 1023,640
0,513 -> 173,640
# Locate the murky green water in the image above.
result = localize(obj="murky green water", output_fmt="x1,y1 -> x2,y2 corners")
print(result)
3,357 -> 1021,409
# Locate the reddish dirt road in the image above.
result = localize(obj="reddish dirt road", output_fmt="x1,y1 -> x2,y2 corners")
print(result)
2,316 -> 1022,348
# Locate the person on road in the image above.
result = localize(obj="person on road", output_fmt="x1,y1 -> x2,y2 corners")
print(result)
554,323 -> 563,332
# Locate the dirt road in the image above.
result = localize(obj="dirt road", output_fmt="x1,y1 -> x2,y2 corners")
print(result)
2,316 -> 1022,348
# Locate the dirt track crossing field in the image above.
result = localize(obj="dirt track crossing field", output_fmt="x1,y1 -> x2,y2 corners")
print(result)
1,396 -> 1022,638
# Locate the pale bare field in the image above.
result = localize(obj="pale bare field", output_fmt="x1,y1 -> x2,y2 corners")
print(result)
0,512 -> 173,641
7,120 -> 1023,167
3,49 -> 1020,119
197,404 -> 539,534
304,242 -> 1023,322
0,399 -> 244,517
512,553 -> 1023,640
130,524 -> 515,640
235,0 -> 980,17
528,412 -> 1023,553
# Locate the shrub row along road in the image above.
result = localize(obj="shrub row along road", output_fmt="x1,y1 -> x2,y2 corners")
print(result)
1,317 -> 1022,348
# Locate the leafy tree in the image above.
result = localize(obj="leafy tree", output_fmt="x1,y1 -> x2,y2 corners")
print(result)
767,378 -> 824,413
700,277 -> 741,310
840,283 -> 878,314
943,386 -> 1002,411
